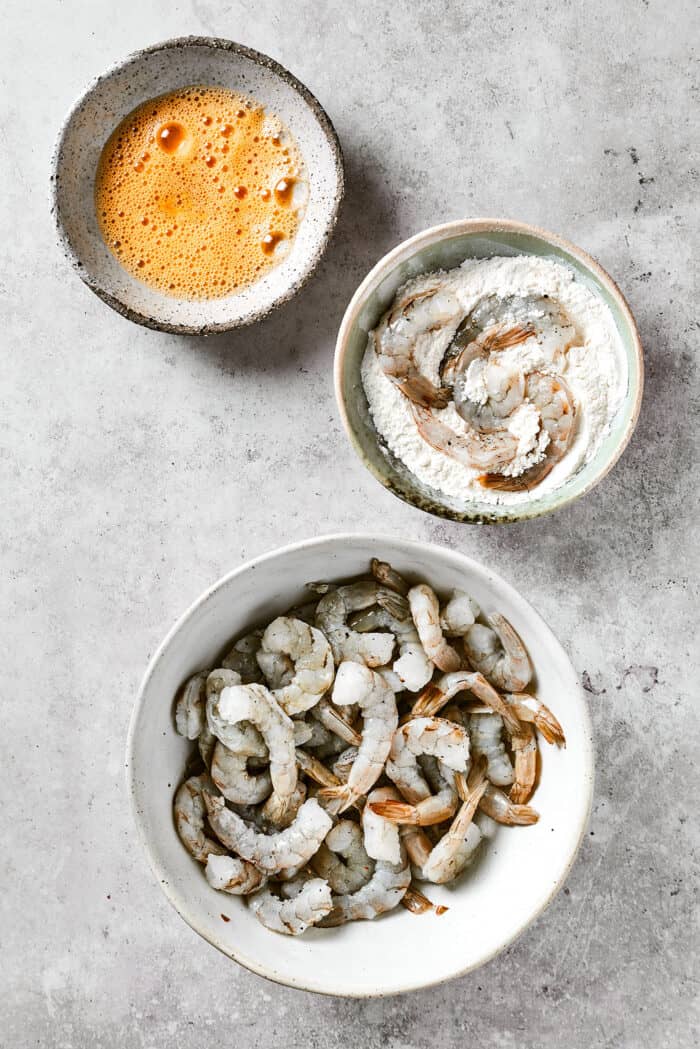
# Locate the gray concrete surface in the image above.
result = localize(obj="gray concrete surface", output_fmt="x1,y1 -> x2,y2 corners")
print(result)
2,0 -> 698,1045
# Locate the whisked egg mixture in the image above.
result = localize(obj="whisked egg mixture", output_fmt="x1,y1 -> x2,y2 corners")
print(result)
94,85 -> 307,299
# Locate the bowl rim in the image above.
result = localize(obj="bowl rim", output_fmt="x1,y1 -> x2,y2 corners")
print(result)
126,531 -> 594,997
334,217 -> 644,524
50,35 -> 345,335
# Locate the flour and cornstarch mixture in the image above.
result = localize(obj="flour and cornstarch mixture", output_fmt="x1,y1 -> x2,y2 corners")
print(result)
361,255 -> 627,507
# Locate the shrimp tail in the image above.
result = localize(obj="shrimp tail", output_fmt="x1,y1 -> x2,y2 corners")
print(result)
371,558 -> 410,596
503,803 -> 539,826
411,682 -> 445,719
368,800 -> 420,825
317,783 -> 357,815
536,710 -> 566,748
401,885 -> 449,915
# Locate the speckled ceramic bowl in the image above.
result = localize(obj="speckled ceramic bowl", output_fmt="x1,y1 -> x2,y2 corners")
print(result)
335,219 -> 643,523
51,37 -> 344,334
127,533 -> 594,997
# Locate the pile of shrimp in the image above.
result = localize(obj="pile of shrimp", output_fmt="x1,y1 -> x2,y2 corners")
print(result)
173,558 -> 565,936
374,285 -> 578,491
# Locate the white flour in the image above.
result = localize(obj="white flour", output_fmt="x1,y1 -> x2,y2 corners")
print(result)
362,255 -> 628,507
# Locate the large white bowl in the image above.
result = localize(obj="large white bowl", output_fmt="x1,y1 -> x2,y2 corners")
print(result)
127,534 -> 593,996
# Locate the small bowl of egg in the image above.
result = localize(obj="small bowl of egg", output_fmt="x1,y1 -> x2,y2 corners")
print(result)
51,36 -> 344,334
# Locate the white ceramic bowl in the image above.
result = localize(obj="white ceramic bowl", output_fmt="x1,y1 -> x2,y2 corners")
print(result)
51,37 -> 344,334
127,534 -> 593,996
335,219 -> 644,524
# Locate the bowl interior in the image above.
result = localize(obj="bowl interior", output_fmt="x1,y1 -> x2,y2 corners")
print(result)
53,39 -> 342,332
337,225 -> 642,523
128,535 -> 593,996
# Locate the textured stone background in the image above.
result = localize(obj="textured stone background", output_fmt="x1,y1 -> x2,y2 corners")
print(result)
2,0 -> 698,1045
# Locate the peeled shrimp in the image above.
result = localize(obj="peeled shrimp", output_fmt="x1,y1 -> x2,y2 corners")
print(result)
374,281 -> 461,408
469,712 -> 514,787
411,669 -> 522,736
310,820 -> 373,894
206,682 -> 297,823
204,790 -> 333,875
174,672 -> 207,739
319,661 -> 398,813
205,853 -> 266,895
315,582 -> 402,667
411,402 -> 520,472
440,590 -> 480,637
479,782 -> 538,825
249,876 -> 333,935
363,786 -> 403,864
408,584 -> 462,672
173,775 -> 227,863
502,692 -> 566,746
378,718 -> 468,826
258,616 -> 334,715
211,736 -> 272,805
463,613 -> 532,692
480,371 -> 576,492
319,844 -> 411,926
350,603 -> 433,692
419,763 -> 489,884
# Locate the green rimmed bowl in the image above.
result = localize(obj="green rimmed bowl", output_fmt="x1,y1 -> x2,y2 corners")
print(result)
334,218 -> 643,523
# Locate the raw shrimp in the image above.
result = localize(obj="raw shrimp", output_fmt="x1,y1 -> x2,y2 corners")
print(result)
363,786 -> 403,864
502,692 -> 566,746
480,371 -> 576,492
310,820 -> 373,893
469,712 -> 514,787
408,584 -> 462,672
257,617 -> 334,715
463,613 -> 532,691
440,590 -> 480,637
509,722 -> 538,804
315,582 -> 402,667
448,326 -> 533,430
174,672 -> 207,739
350,602 -> 433,692
221,631 -> 264,683
205,853 -> 266,895
249,876 -> 333,935
378,718 -> 468,826
374,281 -> 461,408
411,402 -> 520,472
210,735 -> 272,805
370,557 -> 410,596
173,775 -> 227,863
204,791 -> 333,875
319,845 -> 411,926
479,783 -> 539,825
206,682 -> 297,823
411,669 -> 522,736
419,763 -> 489,884
318,661 -> 398,813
